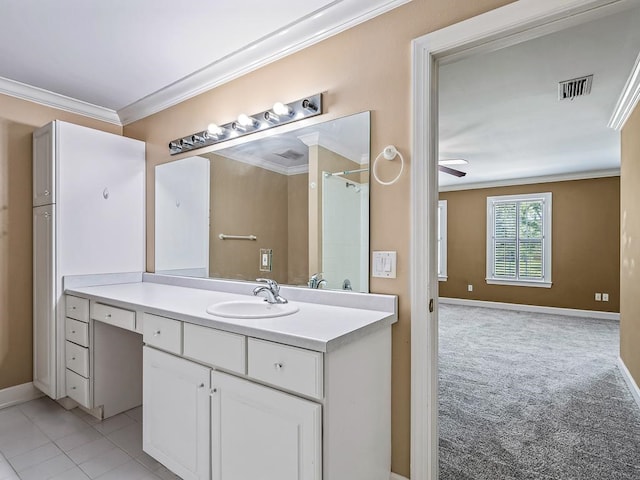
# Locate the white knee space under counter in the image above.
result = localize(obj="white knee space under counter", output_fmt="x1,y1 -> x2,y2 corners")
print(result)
63,272 -> 397,480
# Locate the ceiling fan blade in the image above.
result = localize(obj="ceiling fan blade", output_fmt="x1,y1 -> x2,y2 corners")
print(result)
439,165 -> 467,177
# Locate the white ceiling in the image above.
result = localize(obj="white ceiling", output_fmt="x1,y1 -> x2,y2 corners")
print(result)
0,0 -> 409,125
438,6 -> 640,189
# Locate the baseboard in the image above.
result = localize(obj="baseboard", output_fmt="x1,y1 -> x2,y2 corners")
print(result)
439,297 -> 620,321
618,357 -> 640,409
0,382 -> 43,409
390,473 -> 409,480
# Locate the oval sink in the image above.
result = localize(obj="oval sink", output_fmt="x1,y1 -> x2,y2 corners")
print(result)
206,300 -> 299,319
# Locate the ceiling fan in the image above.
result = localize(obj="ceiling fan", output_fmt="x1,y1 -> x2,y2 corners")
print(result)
439,158 -> 467,177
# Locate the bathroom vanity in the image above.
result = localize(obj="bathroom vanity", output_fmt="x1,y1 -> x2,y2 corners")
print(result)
63,273 -> 397,480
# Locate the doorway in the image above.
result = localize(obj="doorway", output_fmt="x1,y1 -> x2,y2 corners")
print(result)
410,1 -> 640,479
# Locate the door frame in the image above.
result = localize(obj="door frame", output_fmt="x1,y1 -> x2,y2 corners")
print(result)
410,0 -> 638,479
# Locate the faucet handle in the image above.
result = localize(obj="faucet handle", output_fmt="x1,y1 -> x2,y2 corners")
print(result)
256,278 -> 279,292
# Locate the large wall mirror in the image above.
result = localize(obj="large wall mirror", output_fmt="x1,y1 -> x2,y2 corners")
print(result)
155,111 -> 370,292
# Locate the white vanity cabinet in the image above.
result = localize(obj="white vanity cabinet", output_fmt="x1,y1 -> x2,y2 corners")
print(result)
32,120 -> 145,399
211,371 -> 322,480
143,347 -> 210,480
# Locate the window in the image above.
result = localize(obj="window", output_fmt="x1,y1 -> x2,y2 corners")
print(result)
438,200 -> 447,281
486,192 -> 552,287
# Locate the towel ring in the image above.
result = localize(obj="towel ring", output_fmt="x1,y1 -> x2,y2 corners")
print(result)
372,145 -> 404,186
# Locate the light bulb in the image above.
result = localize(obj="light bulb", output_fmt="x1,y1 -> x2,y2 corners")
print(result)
273,102 -> 291,116
238,114 -> 255,127
207,123 -> 223,136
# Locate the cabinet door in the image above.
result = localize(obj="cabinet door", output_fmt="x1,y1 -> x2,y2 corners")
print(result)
33,205 -> 56,397
211,371 -> 322,480
33,122 -> 55,206
57,121 -> 145,275
143,347 -> 210,480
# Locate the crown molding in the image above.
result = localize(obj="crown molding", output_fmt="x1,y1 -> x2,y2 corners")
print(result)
117,0 -> 411,125
608,51 -> 640,130
439,168 -> 620,192
0,76 -> 121,126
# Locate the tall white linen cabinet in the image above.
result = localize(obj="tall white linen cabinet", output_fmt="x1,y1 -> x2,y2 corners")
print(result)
33,121 -> 145,400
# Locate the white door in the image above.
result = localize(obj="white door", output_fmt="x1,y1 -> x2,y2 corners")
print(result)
143,346 -> 210,480
33,205 -> 56,397
211,371 -> 322,480
32,122 -> 55,207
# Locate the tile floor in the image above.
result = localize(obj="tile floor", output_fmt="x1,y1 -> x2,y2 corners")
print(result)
0,397 -> 181,480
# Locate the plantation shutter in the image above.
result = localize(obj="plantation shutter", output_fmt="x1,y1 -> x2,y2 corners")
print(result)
491,198 -> 545,280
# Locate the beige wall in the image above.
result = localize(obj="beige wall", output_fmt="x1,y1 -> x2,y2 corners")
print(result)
287,173 -> 309,286
439,178 -> 621,312
620,103 -> 640,385
208,154 -> 289,283
0,93 -> 120,391
123,1 -> 514,474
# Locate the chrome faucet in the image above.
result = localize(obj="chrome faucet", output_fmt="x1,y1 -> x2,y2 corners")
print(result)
308,273 -> 327,289
253,278 -> 288,304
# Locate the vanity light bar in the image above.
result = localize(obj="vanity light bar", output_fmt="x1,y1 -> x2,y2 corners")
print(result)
168,93 -> 323,155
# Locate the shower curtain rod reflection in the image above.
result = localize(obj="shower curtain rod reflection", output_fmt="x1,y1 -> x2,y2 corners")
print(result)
323,167 -> 369,177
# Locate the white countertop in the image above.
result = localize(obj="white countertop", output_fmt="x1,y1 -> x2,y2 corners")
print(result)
65,280 -> 397,352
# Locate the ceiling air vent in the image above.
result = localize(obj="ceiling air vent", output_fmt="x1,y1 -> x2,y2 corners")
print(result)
273,149 -> 305,160
558,75 -> 593,100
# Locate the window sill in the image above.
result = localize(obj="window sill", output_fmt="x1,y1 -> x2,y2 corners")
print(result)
485,278 -> 552,288
438,276 -> 448,282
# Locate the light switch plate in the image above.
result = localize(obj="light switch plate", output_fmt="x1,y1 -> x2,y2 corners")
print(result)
259,248 -> 272,272
372,251 -> 397,278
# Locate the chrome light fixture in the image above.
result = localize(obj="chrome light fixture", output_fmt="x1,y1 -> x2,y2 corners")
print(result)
168,93 -> 323,155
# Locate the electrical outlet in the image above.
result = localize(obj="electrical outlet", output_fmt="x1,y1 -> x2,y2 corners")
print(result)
602,293 -> 609,302
467,284 -> 473,292
595,293 -> 602,301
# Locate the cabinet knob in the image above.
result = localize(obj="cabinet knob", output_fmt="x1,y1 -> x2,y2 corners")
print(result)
44,190 -> 50,196
106,314 -> 112,318
71,306 -> 77,310
71,386 -> 77,390
153,330 -> 161,337
43,212 -> 50,219
71,330 -> 76,334
198,383 -> 205,388
72,357 -> 76,361
103,188 -> 109,200
211,388 -> 218,394
274,362 -> 283,370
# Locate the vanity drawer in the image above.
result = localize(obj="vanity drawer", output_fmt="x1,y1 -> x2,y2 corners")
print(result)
66,341 -> 89,378
66,295 -> 89,322
92,303 -> 135,331
248,338 -> 323,399
65,318 -> 89,347
143,313 -> 182,355
183,323 -> 246,374
66,369 -> 90,407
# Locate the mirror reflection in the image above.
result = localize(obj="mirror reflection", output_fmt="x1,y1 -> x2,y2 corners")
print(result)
155,111 -> 370,292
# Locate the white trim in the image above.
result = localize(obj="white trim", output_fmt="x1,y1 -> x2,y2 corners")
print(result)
0,76 -> 121,126
391,473 -> 410,480
0,382 -> 43,410
118,0 -> 411,125
439,297 -> 620,321
412,2 -> 635,479
486,279 -> 553,288
608,51 -> 640,130
617,357 -> 640,409
439,169 -> 621,192
437,200 -> 447,280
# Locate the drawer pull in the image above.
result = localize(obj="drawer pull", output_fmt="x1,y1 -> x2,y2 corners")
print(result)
274,362 -> 283,370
